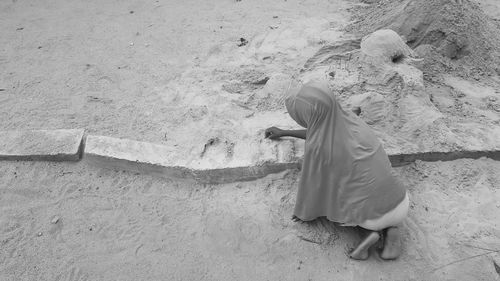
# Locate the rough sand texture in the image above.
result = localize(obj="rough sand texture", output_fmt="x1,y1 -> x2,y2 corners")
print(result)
473,0 -> 500,20
347,0 -> 500,78
0,129 -> 84,161
2,0 -> 500,280
341,0 -> 500,161
0,0 -> 348,168
301,33 -> 500,156
0,159 -> 499,280
2,0 -> 498,168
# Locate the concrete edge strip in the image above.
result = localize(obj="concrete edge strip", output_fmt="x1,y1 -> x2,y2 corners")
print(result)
191,163 -> 301,184
1,130 -> 499,183
83,134 -> 500,184
388,150 -> 500,167
83,134 -> 300,184
0,129 -> 85,162
85,153 -> 300,184
85,147 -> 500,184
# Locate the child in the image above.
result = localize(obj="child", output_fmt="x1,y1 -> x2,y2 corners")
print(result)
265,81 -> 409,260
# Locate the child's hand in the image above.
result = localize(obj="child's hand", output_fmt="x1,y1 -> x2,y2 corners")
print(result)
265,127 -> 284,140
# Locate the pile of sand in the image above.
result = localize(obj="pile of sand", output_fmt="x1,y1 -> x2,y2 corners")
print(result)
347,0 -> 500,80
299,28 -> 500,153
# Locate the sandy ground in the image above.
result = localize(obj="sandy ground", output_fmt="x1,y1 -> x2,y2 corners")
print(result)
0,0 -> 354,168
474,0 -> 500,20
1,159 -> 499,280
1,0 -> 500,280
0,0 -> 351,143
2,0 -> 499,167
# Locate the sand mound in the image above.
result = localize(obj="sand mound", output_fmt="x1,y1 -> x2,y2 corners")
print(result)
300,28 -> 500,153
360,29 -> 416,63
355,31 -> 444,148
348,0 -> 500,78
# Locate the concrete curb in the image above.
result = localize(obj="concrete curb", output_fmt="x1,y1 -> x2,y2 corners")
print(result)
388,150 -> 500,167
86,153 -> 299,184
0,129 -> 85,161
83,134 -> 500,183
1,129 -> 499,183
83,134 -> 299,184
191,162 -> 300,184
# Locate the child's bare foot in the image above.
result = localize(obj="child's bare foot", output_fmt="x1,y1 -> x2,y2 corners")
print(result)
381,227 -> 401,260
349,231 -> 380,260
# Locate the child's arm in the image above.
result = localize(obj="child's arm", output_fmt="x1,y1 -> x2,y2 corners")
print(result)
281,129 -> 307,139
265,127 -> 306,140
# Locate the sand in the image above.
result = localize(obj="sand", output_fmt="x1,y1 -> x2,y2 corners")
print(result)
1,0 -> 500,280
347,0 -> 500,78
1,159 -> 499,280
301,29 -> 500,155
0,0 -> 353,169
